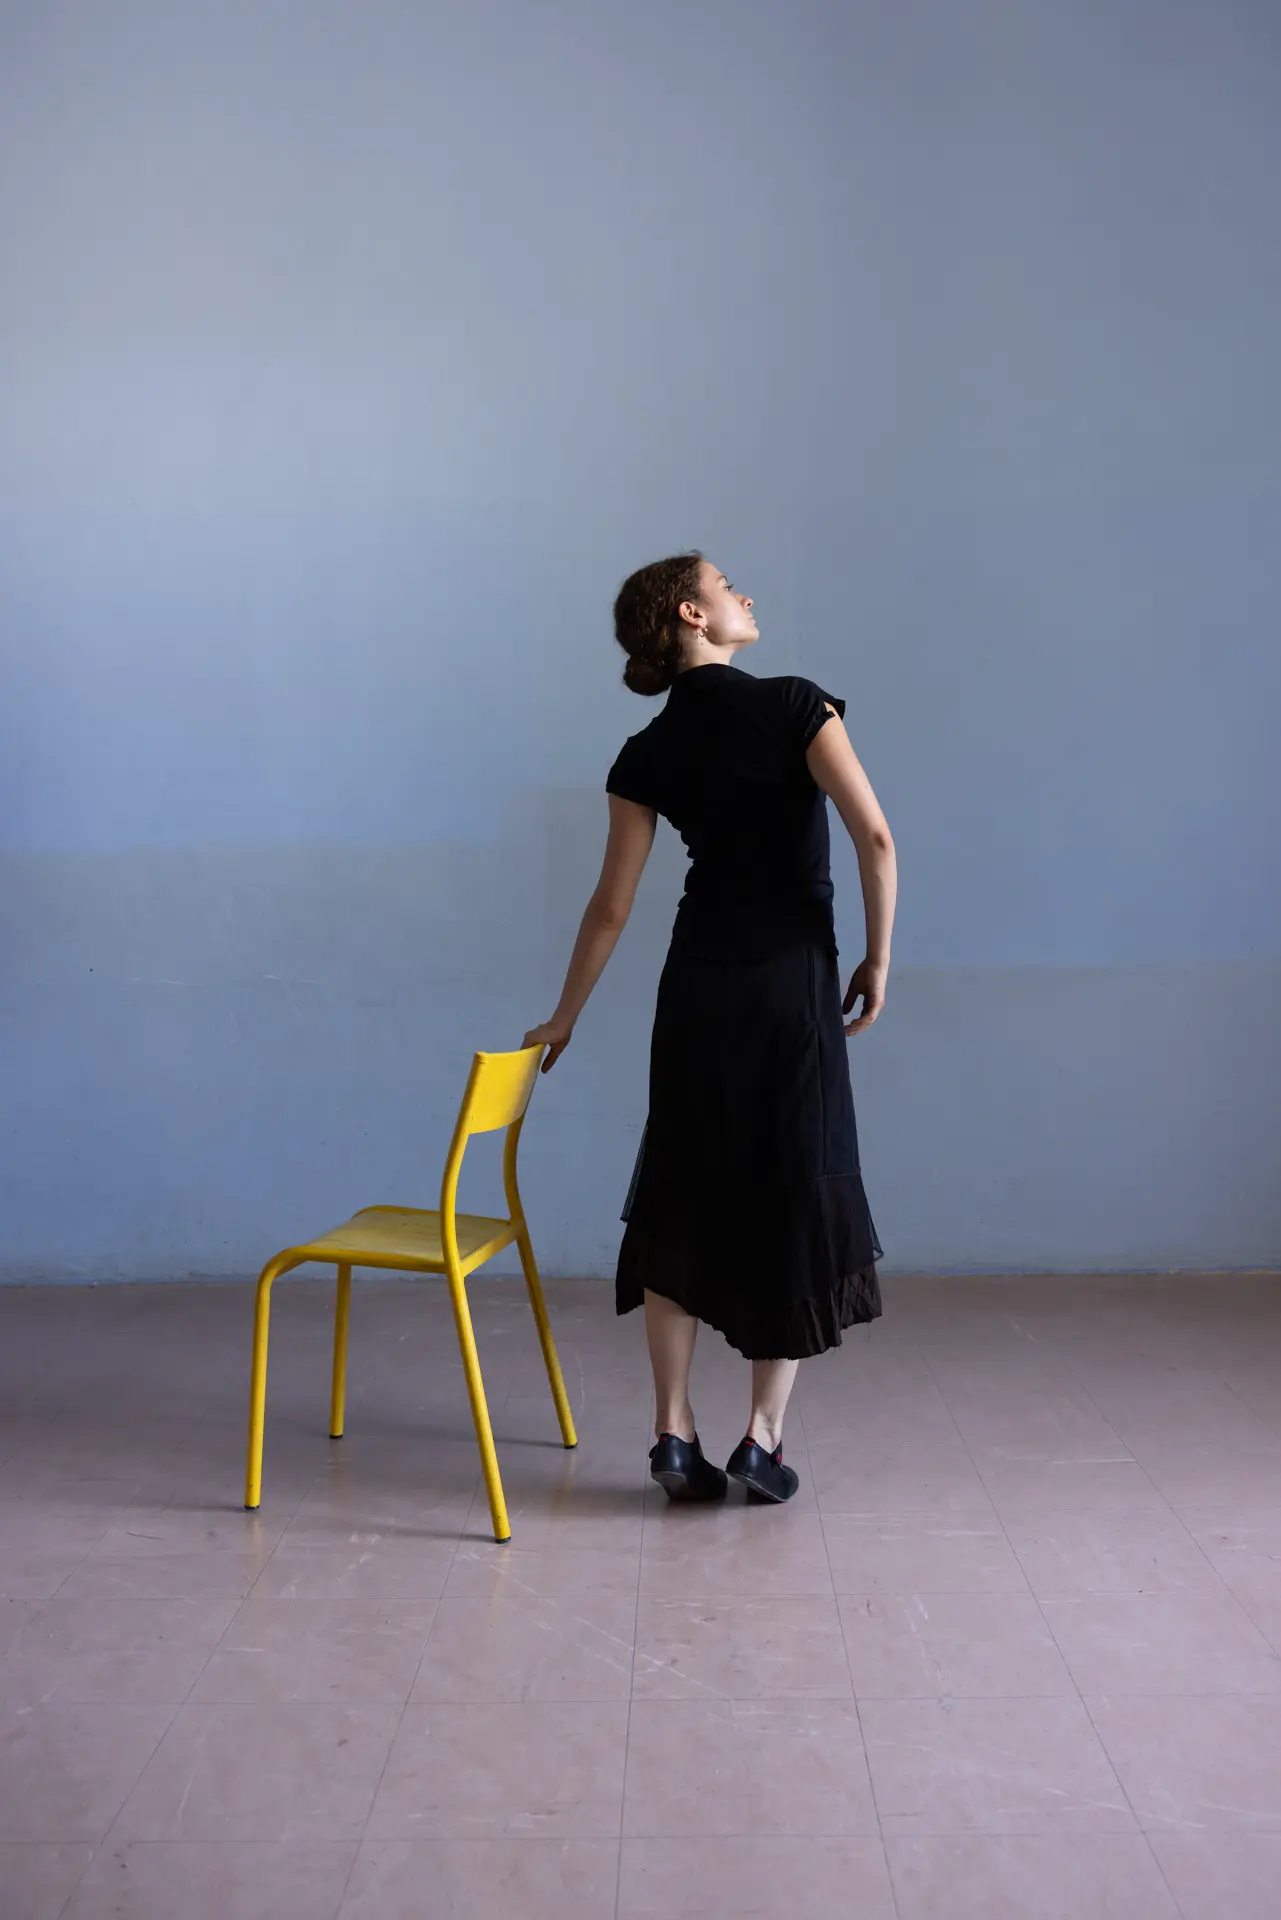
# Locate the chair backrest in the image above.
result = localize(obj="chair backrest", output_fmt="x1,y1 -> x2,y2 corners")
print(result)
457,1046 -> 545,1138
439,1045 -> 545,1245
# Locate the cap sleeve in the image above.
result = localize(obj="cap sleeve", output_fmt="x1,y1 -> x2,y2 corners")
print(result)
606,734 -> 657,809
777,676 -> 845,752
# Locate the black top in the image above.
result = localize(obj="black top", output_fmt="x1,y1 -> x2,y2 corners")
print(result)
606,664 -> 843,959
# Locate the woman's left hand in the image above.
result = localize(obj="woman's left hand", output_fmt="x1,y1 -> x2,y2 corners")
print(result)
523,1018 -> 574,1072
843,959 -> 887,1037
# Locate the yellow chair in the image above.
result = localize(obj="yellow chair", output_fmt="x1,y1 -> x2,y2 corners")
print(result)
244,1044 -> 577,1542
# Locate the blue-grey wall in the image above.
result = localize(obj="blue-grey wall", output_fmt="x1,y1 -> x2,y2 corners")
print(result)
2,0 -> 1279,1280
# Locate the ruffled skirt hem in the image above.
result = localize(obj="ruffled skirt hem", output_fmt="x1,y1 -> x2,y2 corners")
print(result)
615,1253 -> 882,1361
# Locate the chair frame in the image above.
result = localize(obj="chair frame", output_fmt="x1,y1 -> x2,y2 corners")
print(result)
243,1046 -> 577,1542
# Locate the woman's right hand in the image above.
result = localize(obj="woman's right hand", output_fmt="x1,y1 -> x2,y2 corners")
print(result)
843,959 -> 888,1037
522,1018 -> 574,1072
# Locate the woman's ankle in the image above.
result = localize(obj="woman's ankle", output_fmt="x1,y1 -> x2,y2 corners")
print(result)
655,1404 -> 696,1443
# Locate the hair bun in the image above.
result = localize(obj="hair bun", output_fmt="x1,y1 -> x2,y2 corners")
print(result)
623,654 -> 672,697
614,550 -> 704,697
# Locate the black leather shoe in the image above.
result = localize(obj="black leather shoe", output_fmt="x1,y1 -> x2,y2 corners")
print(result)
726,1435 -> 800,1504
649,1432 -> 728,1502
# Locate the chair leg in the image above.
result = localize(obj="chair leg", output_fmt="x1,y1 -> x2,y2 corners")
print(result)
329,1262 -> 352,1439
516,1225 -> 578,1450
244,1255 -> 289,1510
443,1259 -> 511,1543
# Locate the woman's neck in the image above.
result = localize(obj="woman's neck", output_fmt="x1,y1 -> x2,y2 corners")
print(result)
679,636 -> 746,674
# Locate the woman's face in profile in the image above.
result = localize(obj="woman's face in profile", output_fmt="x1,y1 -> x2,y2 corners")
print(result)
696,561 -> 759,648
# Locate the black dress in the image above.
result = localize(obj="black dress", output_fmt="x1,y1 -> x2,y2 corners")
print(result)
607,663 -> 882,1362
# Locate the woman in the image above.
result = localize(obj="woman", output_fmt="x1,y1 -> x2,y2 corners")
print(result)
524,552 -> 897,1505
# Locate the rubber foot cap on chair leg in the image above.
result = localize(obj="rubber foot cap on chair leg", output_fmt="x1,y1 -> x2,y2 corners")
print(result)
329,1432 -> 343,1441
244,1503 -> 259,1512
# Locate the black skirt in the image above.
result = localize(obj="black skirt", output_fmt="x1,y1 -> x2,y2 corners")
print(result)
616,935 -> 883,1360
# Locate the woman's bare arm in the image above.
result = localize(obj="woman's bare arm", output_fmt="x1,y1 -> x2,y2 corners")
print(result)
523,794 -> 657,1070
806,709 -> 897,1034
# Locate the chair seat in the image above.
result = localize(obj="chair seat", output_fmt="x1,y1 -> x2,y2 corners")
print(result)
293,1205 -> 516,1274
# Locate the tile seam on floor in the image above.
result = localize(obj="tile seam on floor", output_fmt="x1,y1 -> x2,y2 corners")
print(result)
927,1349 -> 1194,1917
1069,1383 -> 1281,1711
31,1378 -> 319,1920
614,1387 -> 646,1920
1073,1691 -> 1194,1918
799,1386 -> 900,1920
1234,1587 -> 1281,1662
500,1340 -> 636,1917
63,1391 -> 334,1912
330,1355 -> 525,1914
1075,1381 -> 1235,1594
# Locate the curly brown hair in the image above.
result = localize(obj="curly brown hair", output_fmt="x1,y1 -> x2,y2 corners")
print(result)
612,550 -> 705,696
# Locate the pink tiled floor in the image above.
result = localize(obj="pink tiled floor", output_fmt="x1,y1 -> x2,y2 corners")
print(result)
1,1273 -> 1279,1918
